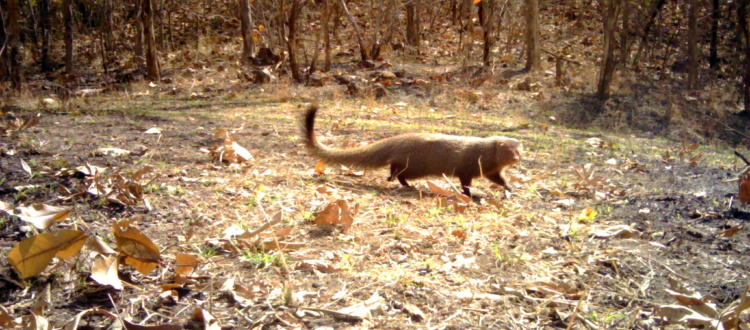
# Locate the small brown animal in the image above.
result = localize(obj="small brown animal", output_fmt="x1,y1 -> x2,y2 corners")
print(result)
302,106 -> 523,197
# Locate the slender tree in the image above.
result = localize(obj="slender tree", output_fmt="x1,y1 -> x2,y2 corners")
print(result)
339,0 -> 369,61
596,0 -> 622,99
687,0 -> 699,89
143,0 -> 161,80
524,0 -> 541,71
287,0 -> 303,82
239,0 -> 256,65
8,0 -> 21,87
738,0 -> 750,111
480,0 -> 498,67
134,0 -> 144,58
406,0 -> 421,48
39,0 -> 53,72
64,0 -> 74,74
709,0 -> 720,69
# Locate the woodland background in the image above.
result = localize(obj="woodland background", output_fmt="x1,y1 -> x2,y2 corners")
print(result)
0,0 -> 750,329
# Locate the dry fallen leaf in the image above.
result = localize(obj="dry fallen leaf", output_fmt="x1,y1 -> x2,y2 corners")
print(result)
14,203 -> 71,230
175,253 -> 200,275
314,160 -> 326,174
592,224 -> 637,238
7,229 -> 89,279
0,305 -> 16,328
336,292 -> 386,320
205,129 -> 254,164
87,236 -> 117,256
90,254 -> 123,290
296,260 -> 341,273
189,308 -> 221,330
718,225 -> 743,238
113,220 -> 162,275
739,167 -> 750,205
314,199 -> 357,233
426,180 -> 451,196
20,159 -> 32,177
94,147 -> 131,157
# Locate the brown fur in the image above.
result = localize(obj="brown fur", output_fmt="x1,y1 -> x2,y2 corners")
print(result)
302,105 -> 523,197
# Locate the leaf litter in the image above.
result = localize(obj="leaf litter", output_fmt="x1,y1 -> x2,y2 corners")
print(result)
0,100 -> 748,328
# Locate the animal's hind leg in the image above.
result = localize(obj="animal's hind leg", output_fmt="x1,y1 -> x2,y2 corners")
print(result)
388,163 -> 410,187
459,176 -> 473,197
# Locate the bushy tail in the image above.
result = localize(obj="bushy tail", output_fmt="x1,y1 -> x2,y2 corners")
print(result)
301,105 -> 391,169
303,105 -> 321,150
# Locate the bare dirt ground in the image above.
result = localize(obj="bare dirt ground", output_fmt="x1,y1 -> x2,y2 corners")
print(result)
1,69 -> 750,329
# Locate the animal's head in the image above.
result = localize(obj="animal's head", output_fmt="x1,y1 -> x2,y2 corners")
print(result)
495,137 -> 523,165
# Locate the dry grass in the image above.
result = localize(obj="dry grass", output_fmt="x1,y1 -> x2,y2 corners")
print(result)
1,70 -> 748,328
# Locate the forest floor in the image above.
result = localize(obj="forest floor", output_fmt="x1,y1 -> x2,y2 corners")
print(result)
1,62 -> 750,329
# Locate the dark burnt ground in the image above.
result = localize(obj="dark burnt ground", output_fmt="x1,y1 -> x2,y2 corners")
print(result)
0,86 -> 748,328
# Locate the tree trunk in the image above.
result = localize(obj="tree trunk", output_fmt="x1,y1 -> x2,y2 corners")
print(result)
738,0 -> 750,111
309,0 -> 333,77
239,0 -> 256,65
524,0 -> 541,71
63,0 -> 74,75
287,0 -> 303,82
596,0 -> 622,99
134,0 -> 144,58
36,0 -> 52,72
103,0 -> 114,56
143,0 -> 161,80
8,0 -> 21,88
710,0 -> 720,69
324,0 -> 335,71
619,0 -> 630,66
481,0 -> 497,67
339,0 -> 369,61
406,0 -> 421,48
632,0 -> 666,66
687,0 -> 699,89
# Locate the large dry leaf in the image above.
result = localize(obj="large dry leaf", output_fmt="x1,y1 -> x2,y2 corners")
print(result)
336,292 -> 386,321
218,278 -> 271,308
87,236 -> 117,256
0,305 -> 16,328
113,220 -> 162,275
426,180 -> 451,196
261,241 -> 306,251
174,253 -> 199,275
592,224 -> 636,238
720,285 -> 750,329
656,305 -> 715,327
190,309 -> 221,330
26,311 -> 49,330
90,254 -> 122,290
0,200 -> 12,212
718,225 -> 744,238
205,129 -> 254,164
314,200 -> 357,233
6,113 -> 41,132
33,284 -> 51,314
94,147 -> 131,157
739,167 -> 750,204
15,204 -> 71,230
296,260 -> 341,273
8,229 -> 88,279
